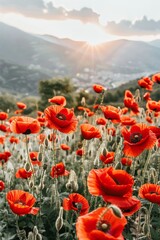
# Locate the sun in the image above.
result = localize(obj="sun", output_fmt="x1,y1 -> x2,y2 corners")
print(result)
86,38 -> 106,46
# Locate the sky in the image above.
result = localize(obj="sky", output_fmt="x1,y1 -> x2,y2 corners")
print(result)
0,0 -> 160,44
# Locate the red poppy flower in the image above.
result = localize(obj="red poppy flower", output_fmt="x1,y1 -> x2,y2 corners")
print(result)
80,123 -> 102,140
0,111 -> 8,121
29,152 -> 42,166
121,158 -> 132,167
6,190 -> 39,216
148,126 -> 160,139
0,124 -> 7,132
44,105 -> 78,134
0,180 -> 5,191
16,102 -> 27,109
60,144 -> 70,151
143,92 -> 151,101
121,123 -> 157,157
100,152 -> 115,164
107,196 -> 141,216
14,109 -> 23,115
123,90 -> 139,114
37,117 -> 46,127
147,100 -> 160,112
37,111 -> 43,117
76,148 -> 84,156
139,183 -> 160,205
120,116 -> 136,126
101,106 -> 121,123
10,116 -> 40,135
87,111 -> 95,117
0,151 -> 11,163
76,206 -> 127,240
96,118 -> 107,126
138,76 -> 153,91
152,73 -> 160,84
88,167 -> 134,203
9,136 -> 19,144
93,84 -> 105,93
63,193 -> 89,216
16,168 -> 33,179
50,162 -> 69,178
0,136 -> 5,144
48,95 -> 66,106
107,127 -> 116,136
146,116 -> 153,124
37,133 -> 46,144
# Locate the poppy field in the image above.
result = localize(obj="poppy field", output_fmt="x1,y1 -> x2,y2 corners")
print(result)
0,74 -> 160,240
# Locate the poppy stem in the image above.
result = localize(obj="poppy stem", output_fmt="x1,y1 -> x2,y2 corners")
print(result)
142,150 -> 152,183
25,136 -> 34,182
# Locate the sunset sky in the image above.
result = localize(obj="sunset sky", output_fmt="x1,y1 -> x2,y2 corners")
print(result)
0,0 -> 160,44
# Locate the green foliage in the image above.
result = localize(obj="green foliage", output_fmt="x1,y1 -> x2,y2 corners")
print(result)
0,93 -> 16,112
38,78 -> 77,110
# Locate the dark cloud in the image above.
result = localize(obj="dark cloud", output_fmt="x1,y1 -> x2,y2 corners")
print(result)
106,16 -> 160,36
0,0 -> 99,23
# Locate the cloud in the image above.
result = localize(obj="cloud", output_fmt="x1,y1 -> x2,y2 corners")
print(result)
0,0 -> 99,23
106,16 -> 160,36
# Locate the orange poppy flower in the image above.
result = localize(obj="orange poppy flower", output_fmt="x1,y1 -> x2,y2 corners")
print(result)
80,123 -> 102,140
139,183 -> 160,205
138,76 -> 153,91
0,136 -> 5,144
121,123 -> 157,157
76,206 -> 127,240
60,144 -> 70,151
16,102 -> 27,109
50,162 -> 69,178
6,190 -> 39,216
14,109 -> 24,115
9,136 -> 19,144
0,180 -> 5,191
63,193 -> 89,216
16,168 -> 33,179
93,84 -> 105,93
10,116 -> 40,135
87,167 -> 134,203
120,116 -> 136,126
0,111 -> 8,121
48,95 -> 66,106
121,157 -> 132,167
29,152 -> 42,166
101,106 -> 121,123
152,73 -> 160,84
44,105 -> 78,134
147,100 -> 160,112
100,151 -> 115,164
96,117 -> 107,126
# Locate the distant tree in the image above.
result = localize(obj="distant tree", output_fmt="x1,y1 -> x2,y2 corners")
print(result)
38,78 -> 77,110
0,94 -> 16,112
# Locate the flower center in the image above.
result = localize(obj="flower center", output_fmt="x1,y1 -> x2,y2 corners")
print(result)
97,220 -> 110,233
14,200 -> 26,206
72,202 -> 82,212
56,113 -> 66,120
23,129 -> 31,135
130,132 -> 142,143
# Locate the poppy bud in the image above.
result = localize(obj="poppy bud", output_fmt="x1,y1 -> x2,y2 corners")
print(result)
81,97 -> 86,106
108,204 -> 122,218
115,162 -> 122,170
38,152 -> 43,162
28,232 -> 34,240
25,162 -> 31,172
55,207 -> 63,232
